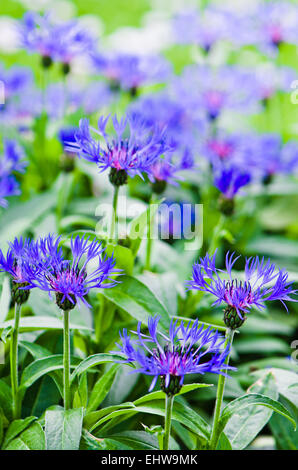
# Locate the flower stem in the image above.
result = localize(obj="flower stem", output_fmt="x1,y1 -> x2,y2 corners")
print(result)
145,195 -> 154,271
10,303 -> 21,420
208,214 -> 226,254
63,310 -> 71,410
110,185 -> 119,242
163,394 -> 174,450
209,327 -> 234,450
95,294 -> 105,345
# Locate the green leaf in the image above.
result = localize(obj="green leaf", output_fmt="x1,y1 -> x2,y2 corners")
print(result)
218,393 -> 296,441
70,353 -> 125,383
87,364 -> 120,412
0,316 -> 92,333
269,411 -> 298,450
0,380 -> 12,421
4,421 -> 45,450
216,432 -> 232,450
224,372 -> 279,449
2,416 -> 37,449
105,244 -> 134,275
20,355 -> 80,392
134,383 -> 213,405
253,368 -> 298,410
106,431 -> 159,450
0,192 -> 55,247
73,372 -> 88,409
137,271 -> 178,316
89,399 -> 211,444
45,407 -> 84,450
101,275 -> 170,330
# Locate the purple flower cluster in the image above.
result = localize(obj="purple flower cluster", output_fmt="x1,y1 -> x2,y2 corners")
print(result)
115,316 -> 232,395
0,140 -> 26,208
187,251 -> 297,328
66,114 -> 170,184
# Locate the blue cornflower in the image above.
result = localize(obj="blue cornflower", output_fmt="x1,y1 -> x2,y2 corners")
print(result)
115,316 -> 232,395
250,1 -> 298,56
187,251 -> 297,329
171,65 -> 256,121
19,11 -> 95,67
91,51 -> 171,94
66,114 -> 169,186
172,6 -> 244,53
0,139 -> 26,207
0,237 -> 40,304
214,164 -> 251,200
0,63 -> 33,100
29,235 -> 120,310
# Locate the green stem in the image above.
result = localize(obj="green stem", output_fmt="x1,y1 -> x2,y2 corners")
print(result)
10,303 -> 21,420
95,295 -> 105,345
110,186 -> 119,242
163,394 -> 174,450
208,214 -> 226,254
63,310 -> 71,410
209,328 -> 234,450
145,195 -> 154,271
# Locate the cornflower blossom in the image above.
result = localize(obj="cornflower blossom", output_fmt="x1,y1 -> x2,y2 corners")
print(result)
19,11 -> 95,68
0,237 -> 41,304
251,64 -> 296,106
91,51 -> 171,94
212,161 -> 251,215
115,316 -> 232,395
0,140 -> 27,207
187,251 -> 297,329
65,114 -> 170,186
28,235 -> 120,310
171,65 -> 256,121
249,1 -> 298,56
172,7 -> 242,53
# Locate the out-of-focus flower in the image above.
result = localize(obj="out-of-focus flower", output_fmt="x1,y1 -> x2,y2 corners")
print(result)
114,315 -> 233,395
251,64 -> 296,106
0,139 -> 26,207
172,6 -> 245,52
187,251 -> 297,329
66,114 -> 170,185
171,65 -> 256,121
213,163 -> 251,198
91,51 -> 171,94
19,11 -> 95,68
28,234 -> 120,310
250,1 -> 298,55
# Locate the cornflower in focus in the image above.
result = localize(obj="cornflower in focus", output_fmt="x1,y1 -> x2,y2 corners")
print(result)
187,251 -> 297,329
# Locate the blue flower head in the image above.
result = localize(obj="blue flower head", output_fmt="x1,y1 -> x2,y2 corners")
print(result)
187,251 -> 297,329
91,51 -> 171,93
114,316 -> 233,395
66,114 -> 169,186
29,235 -> 121,310
0,237 -> 40,304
